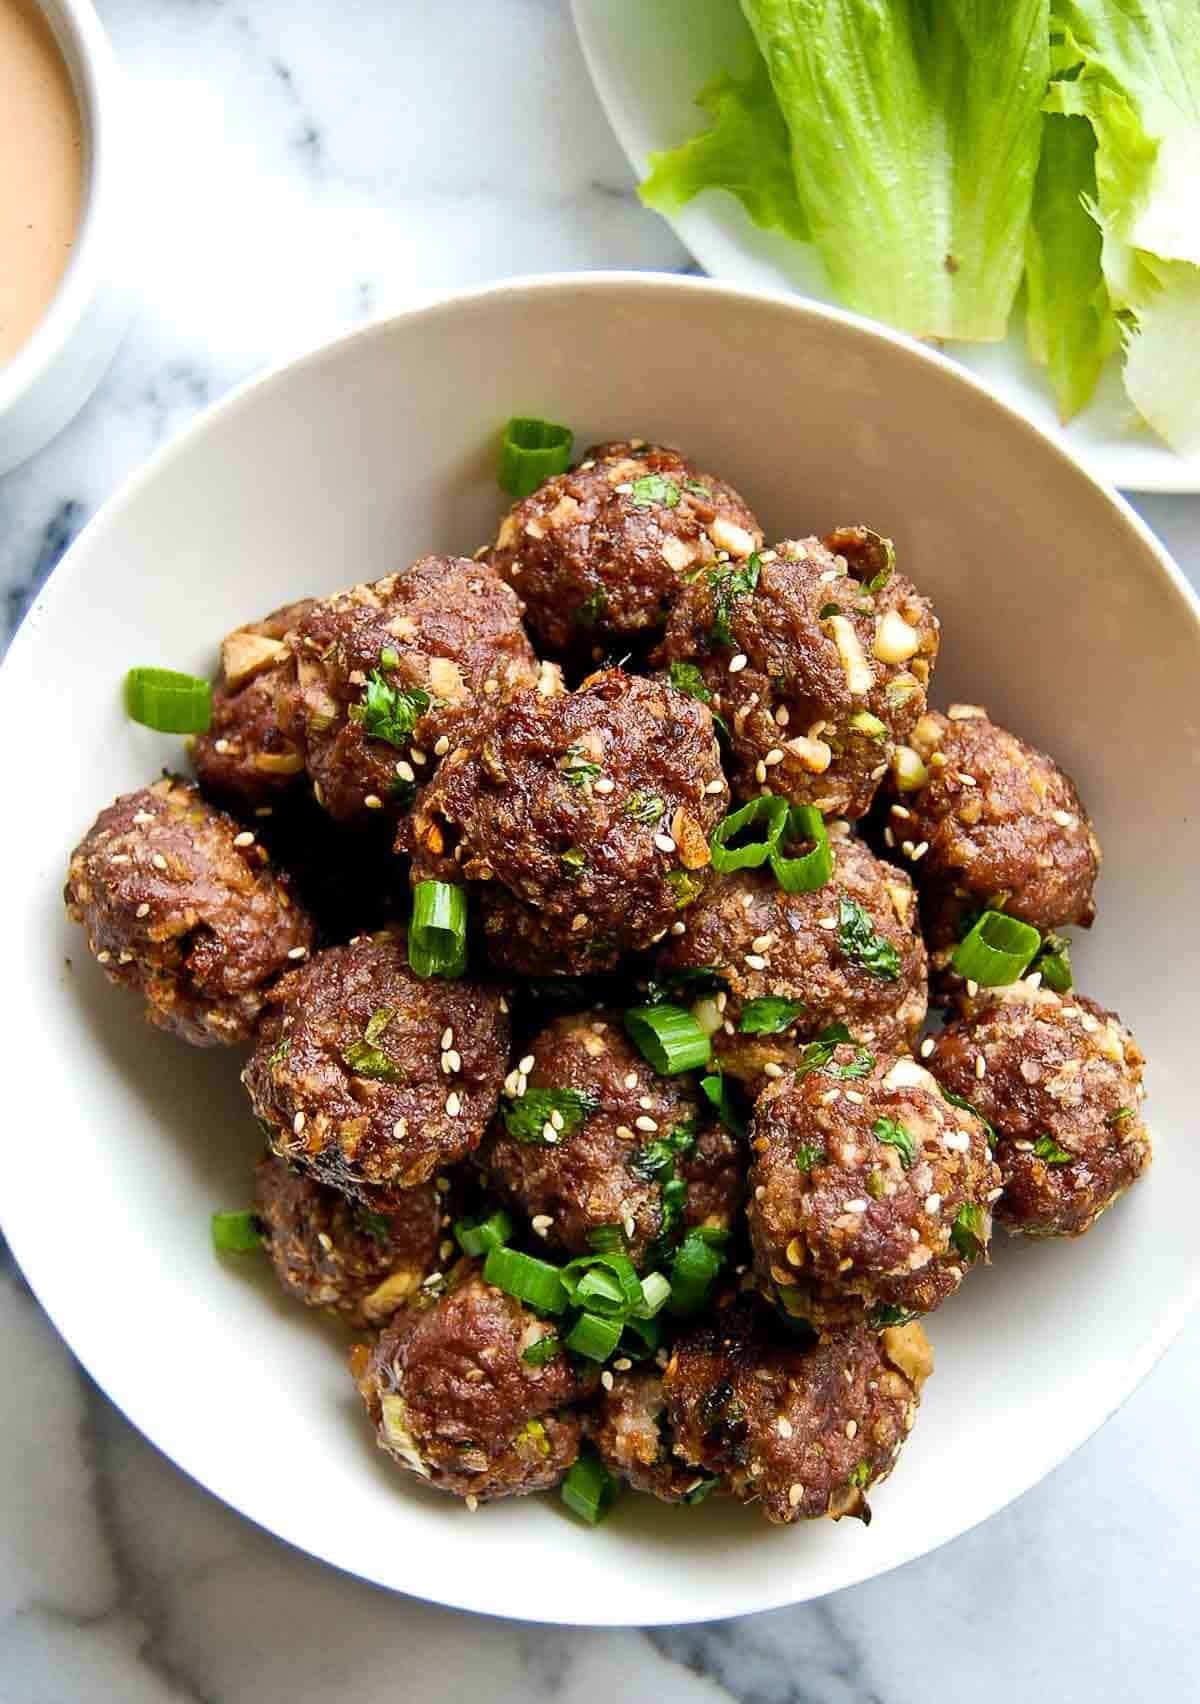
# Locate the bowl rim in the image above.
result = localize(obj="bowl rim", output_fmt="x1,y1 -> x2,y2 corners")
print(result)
3,270 -> 1199,1623
0,0 -> 121,418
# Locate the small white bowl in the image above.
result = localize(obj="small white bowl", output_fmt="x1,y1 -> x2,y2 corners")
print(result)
0,0 -> 128,474
1,274 -> 1197,1624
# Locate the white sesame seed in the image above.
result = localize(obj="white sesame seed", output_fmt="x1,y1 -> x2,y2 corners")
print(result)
410,748 -> 427,766
393,1119 -> 409,1140
1052,808 -> 1077,828
623,1215 -> 636,1238
845,1420 -> 858,1440
744,953 -> 767,970
1025,970 -> 1043,990
764,748 -> 785,766
151,853 -> 168,871
728,653 -> 748,673
957,772 -> 978,786
890,804 -> 911,820
119,951 -> 133,964
446,1092 -> 462,1117
446,1049 -> 462,1074
966,978 -> 979,997
550,1109 -> 565,1131
777,1417 -> 794,1439
636,1115 -> 659,1133
594,777 -> 615,795
363,794 -> 383,810
816,916 -> 837,930
755,761 -> 767,784
498,995 -> 509,1014
395,759 -> 416,783
601,1371 -> 614,1391
670,920 -> 686,935
623,1072 -> 639,1089
638,1095 -> 654,1110
213,739 -> 230,755
133,811 -> 154,825
439,1240 -> 455,1261
233,831 -> 254,847
519,1055 -> 535,1075
654,833 -> 677,854
465,1494 -> 479,1513
715,992 -> 728,1012
616,1125 -> 635,1141
109,854 -> 130,865
942,1129 -> 970,1152
822,1089 -> 840,1105
920,1037 -> 935,1058
614,1357 -> 632,1372
287,946 -> 308,960
293,1112 -> 305,1134
95,950 -> 111,964
975,1053 -> 987,1079
135,902 -> 150,919
844,1199 -> 868,1213
441,1027 -> 454,1050
542,1122 -> 558,1143
845,1091 -> 865,1106
788,1483 -> 804,1508
883,827 -> 895,847
317,1231 -> 333,1253
531,1214 -> 553,1235
910,841 -> 929,861
775,705 -> 790,726
764,1062 -> 785,1079
705,778 -> 725,795
926,1193 -> 942,1214
754,1185 -> 766,1201
434,735 -> 450,756
751,934 -> 773,953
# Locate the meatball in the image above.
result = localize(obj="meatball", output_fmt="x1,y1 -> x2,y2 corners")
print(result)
254,1152 -> 443,1326
243,927 -> 510,1207
654,532 -> 939,819
586,1368 -> 717,1503
190,599 -> 314,810
653,831 -> 927,1085
285,557 -> 547,823
353,1263 -> 593,1501
64,778 -> 313,1045
479,1012 -> 744,1266
886,706 -> 1101,953
489,439 -> 763,658
927,981 -> 1150,1237
403,669 -> 729,974
663,1301 -> 933,1523
749,1051 -> 1000,1328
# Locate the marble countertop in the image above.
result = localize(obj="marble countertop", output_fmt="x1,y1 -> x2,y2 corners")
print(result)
2,3 -> 1198,1698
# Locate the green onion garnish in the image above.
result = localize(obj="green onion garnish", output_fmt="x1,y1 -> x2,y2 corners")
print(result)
409,880 -> 467,980
565,1310 -> 625,1361
639,1272 -> 672,1316
939,1086 -> 996,1147
949,1203 -> 987,1264
872,1115 -> 915,1168
561,1450 -> 619,1525
211,1210 -> 262,1254
498,417 -> 574,498
795,1022 -> 875,1080
667,1228 -> 728,1318
868,1302 -> 919,1328
795,1143 -> 826,1171
624,1004 -> 712,1075
125,668 -> 212,735
349,673 -> 430,748
1032,1134 -> 1073,1165
501,1086 -> 598,1145
700,1069 -> 747,1138
520,1335 -> 561,1367
482,1245 -> 568,1314
1031,930 -> 1073,992
837,894 -> 901,980
454,1209 -> 513,1258
709,795 -> 788,873
770,804 -> 833,894
952,909 -> 1041,986
739,996 -> 806,1035
561,1251 -> 644,1315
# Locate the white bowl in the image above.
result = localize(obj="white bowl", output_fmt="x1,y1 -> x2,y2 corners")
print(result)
1,274 -> 1197,1625
0,0 -> 129,474
572,0 -> 1200,495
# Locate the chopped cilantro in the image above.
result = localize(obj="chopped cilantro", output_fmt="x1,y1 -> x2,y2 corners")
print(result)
560,846 -> 588,875
872,1115 -> 915,1168
342,1038 -> 405,1083
683,479 -> 711,498
350,672 -> 430,748
795,1022 -> 875,1081
950,1203 -> 987,1264
561,745 -> 603,787
669,659 -> 713,703
629,473 -> 681,508
625,790 -> 665,824
818,601 -> 842,620
356,1207 -> 393,1244
634,1121 -> 698,1259
795,1143 -> 826,1172
700,1069 -> 747,1139
706,551 -> 761,647
939,1087 -> 996,1147
268,1034 -> 291,1069
666,868 -> 702,908
573,587 -> 608,628
520,1335 -> 562,1367
1108,1107 -> 1136,1128
837,894 -> 901,981
868,1303 -> 919,1328
1033,1134 -> 1073,1165
739,996 -> 806,1035
849,1460 -> 872,1490
502,1086 -> 598,1144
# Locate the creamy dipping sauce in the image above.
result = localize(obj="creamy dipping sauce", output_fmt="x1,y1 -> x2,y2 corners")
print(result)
0,0 -> 82,363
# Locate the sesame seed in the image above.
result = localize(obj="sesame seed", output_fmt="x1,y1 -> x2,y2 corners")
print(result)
447,1049 -> 463,1074
119,952 -> 133,964
364,794 -> 383,810
966,978 -> 979,997
751,934 -> 773,953
233,831 -> 254,847
410,748 -> 427,765
755,761 -> 767,783
755,1185 -> 766,1201
394,1119 -> 409,1140
775,705 -> 790,726
845,1091 -> 865,1106
777,1417 -> 794,1439
616,1125 -> 635,1141
434,735 -> 450,756
716,992 -> 728,1012
213,738 -> 230,755
623,1215 -> 636,1238
287,946 -> 308,960
1025,970 -> 1043,990
957,773 -> 978,786
623,1071 -> 639,1089
317,1231 -> 333,1252
670,920 -> 686,935
764,1062 -> 785,1079
441,1027 -> 454,1050
816,916 -> 836,930
293,1112 -> 305,1134
483,678 -> 499,695
845,1420 -> 858,1440
531,1214 -> 553,1236
133,811 -> 154,825
519,1055 -> 535,1075
638,1094 -> 654,1109
613,1357 -> 632,1372
594,777 -> 615,795
439,1240 -> 455,1261
822,1089 -> 840,1105
542,1122 -> 558,1143
446,1092 -> 462,1117
465,1495 -> 479,1513
654,833 -> 677,854
151,853 -> 168,871
95,950 -> 111,964
910,841 -> 929,861
765,747 -> 785,766
729,653 -> 748,673
890,803 -> 911,820
601,1371 -> 614,1391
135,902 -> 150,919
920,1037 -> 935,1058
1052,809 -> 1077,828
844,1199 -> 868,1213
975,1053 -> 987,1079
883,827 -> 895,847
498,996 -> 509,1014
745,952 -> 767,970
926,1193 -> 942,1214
705,778 -> 725,794
788,1483 -> 804,1508
635,1115 -> 658,1133
786,1238 -> 804,1266
942,1129 -> 970,1152
550,1109 -> 565,1131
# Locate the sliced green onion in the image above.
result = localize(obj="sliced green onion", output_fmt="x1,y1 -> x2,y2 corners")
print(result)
770,805 -> 833,894
409,880 -> 467,979
700,1070 -> 747,1138
211,1210 -> 262,1254
1031,931 -> 1073,992
565,1310 -> 624,1361
952,910 -> 1040,987
520,1335 -> 561,1367
667,1229 -> 726,1318
624,1004 -> 711,1075
684,1476 -> 721,1506
561,1450 -> 619,1525
709,795 -> 788,872
562,1251 -> 643,1314
498,416 -> 574,498
454,1209 -> 513,1258
638,1272 -> 672,1316
1033,1134 -> 1073,1165
125,668 -> 212,735
482,1245 -> 567,1314
586,1224 -> 626,1254
738,996 -> 806,1036
623,1314 -> 662,1353
575,1267 -> 628,1316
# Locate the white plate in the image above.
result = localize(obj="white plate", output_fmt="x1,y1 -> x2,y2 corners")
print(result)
572,0 -> 1200,495
2,273 -> 1198,1625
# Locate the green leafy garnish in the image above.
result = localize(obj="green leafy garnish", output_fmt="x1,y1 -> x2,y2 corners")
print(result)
837,894 -> 901,981
868,1303 -> 919,1328
795,1143 -> 826,1172
1033,1133 -> 1073,1165
666,868 -> 702,908
950,1203 -> 987,1264
739,996 -> 806,1035
389,774 -> 416,810
521,1335 -> 562,1368
818,601 -> 842,619
561,745 -> 603,787
642,966 -> 729,1006
502,1086 -> 599,1145
625,790 -> 665,824
351,672 -> 430,748
849,1461 -> 872,1490
560,847 -> 588,875
684,479 -> 712,498
1031,930 -> 1073,992
1108,1106 -> 1136,1129
379,646 -> 400,670
342,1038 -> 406,1084
669,659 -> 713,702
268,1034 -> 291,1069
684,1476 -> 721,1505
629,473 -> 681,508
573,587 -> 609,628
872,1116 -> 916,1168
633,1121 -> 697,1257
356,1207 -> 393,1244
794,1021 -> 875,1081
700,1069 -> 747,1139
706,551 -> 762,647
939,1087 -> 997,1148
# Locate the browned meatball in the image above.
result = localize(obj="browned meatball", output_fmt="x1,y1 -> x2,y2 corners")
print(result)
64,778 -> 313,1046
586,1368 -> 718,1502
653,832 -> 927,1087
190,600 -> 314,810
402,670 -> 729,974
886,706 -> 1101,954
663,1301 -> 933,1524
253,1152 -> 444,1327
749,1051 -> 1000,1328
927,981 -> 1150,1237
479,1012 -> 744,1266
353,1263 -> 593,1501
489,440 -> 763,658
285,557 -> 548,823
654,532 -> 939,820
243,928 -> 510,1207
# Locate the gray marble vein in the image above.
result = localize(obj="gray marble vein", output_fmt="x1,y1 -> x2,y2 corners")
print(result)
1,2 -> 1198,1700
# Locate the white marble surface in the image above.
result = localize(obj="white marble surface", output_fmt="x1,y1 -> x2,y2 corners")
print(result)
2,2 -> 1198,1698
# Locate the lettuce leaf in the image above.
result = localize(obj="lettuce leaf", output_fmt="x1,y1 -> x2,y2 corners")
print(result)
640,61 -> 809,243
736,0 -> 1050,341
1024,111 -> 1116,419
1121,257 -> 1200,456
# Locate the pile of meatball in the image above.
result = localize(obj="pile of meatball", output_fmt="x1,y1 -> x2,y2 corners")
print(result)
64,436 -> 1150,1528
